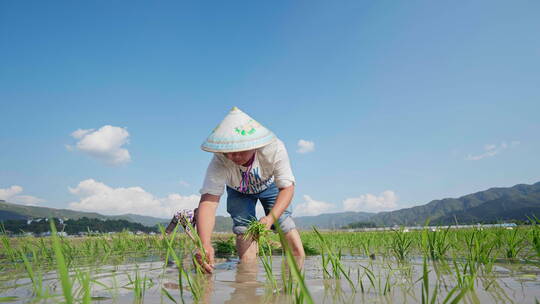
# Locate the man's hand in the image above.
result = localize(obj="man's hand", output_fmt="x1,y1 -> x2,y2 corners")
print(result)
195,243 -> 215,274
259,215 -> 275,231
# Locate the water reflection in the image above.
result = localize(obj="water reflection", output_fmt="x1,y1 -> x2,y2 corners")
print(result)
169,260 -> 264,303
223,262 -> 262,303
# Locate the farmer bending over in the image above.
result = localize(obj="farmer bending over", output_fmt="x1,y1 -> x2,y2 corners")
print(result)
196,107 -> 305,273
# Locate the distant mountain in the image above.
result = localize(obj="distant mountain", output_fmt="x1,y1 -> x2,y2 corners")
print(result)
433,193 -> 540,224
367,182 -> 540,226
283,182 -> 540,229
116,213 -> 169,227
0,200 -> 167,227
0,199 -> 237,232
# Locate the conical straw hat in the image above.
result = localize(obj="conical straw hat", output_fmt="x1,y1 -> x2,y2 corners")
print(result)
201,107 -> 276,153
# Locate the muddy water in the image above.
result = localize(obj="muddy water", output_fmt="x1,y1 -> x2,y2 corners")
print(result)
1,255 -> 539,303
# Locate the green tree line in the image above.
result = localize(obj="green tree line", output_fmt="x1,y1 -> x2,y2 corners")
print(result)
1,217 -> 158,235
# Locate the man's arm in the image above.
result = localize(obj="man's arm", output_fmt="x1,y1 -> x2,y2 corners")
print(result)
196,193 -> 220,273
260,184 -> 294,229
197,193 -> 220,246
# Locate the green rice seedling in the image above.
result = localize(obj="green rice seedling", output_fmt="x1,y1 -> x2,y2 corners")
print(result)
274,219 -> 313,304
19,251 -> 48,298
464,228 -> 495,266
356,268 -> 364,293
0,296 -> 20,302
319,246 -> 331,279
423,226 -> 452,260
360,234 -> 374,257
314,231 -> 336,275
213,237 -> 236,256
358,263 -> 392,295
181,219 -> 210,274
81,271 -> 91,304
262,246 -> 278,292
161,288 -> 178,304
503,227 -> 525,259
533,227 -> 540,258
43,239 -> 54,261
126,270 -> 153,303
524,216 -> 540,259
260,239 -> 278,289
441,283 -> 469,304
6,227 -> 540,304
0,223 -> 17,262
159,224 -> 205,303
420,257 -> 438,304
383,270 -> 392,295
491,227 -> 506,252
313,227 -> 356,292
419,257 -> 469,304
479,276 -> 514,303
391,227 -> 413,261
159,225 -> 187,303
72,269 -> 93,304
49,219 -> 74,304
243,220 -> 269,242
280,259 -> 294,295
301,241 -> 319,255
452,257 -> 477,291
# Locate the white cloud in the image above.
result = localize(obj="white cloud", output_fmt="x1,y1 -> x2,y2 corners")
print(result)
465,141 -> 519,161
293,195 -> 334,216
72,128 -> 95,139
297,139 -> 315,154
484,144 -> 496,151
0,185 -> 23,199
179,180 -> 191,187
68,179 -> 199,218
0,185 -> 45,206
466,150 -> 498,161
68,125 -> 131,165
343,190 -> 398,213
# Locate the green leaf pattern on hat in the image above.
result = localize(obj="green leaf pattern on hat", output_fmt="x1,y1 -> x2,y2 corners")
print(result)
234,120 -> 259,136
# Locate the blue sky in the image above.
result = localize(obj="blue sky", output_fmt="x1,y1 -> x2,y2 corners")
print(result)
1,1 -> 539,218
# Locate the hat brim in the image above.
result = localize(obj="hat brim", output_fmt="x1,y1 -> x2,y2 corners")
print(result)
201,136 -> 276,153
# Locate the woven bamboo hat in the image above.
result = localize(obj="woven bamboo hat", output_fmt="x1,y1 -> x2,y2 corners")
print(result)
201,107 -> 276,153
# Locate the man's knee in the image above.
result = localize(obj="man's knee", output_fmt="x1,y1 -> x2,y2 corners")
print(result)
232,225 -> 248,235
273,216 -> 296,233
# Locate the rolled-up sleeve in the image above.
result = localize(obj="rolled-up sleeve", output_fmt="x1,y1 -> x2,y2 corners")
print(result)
199,155 -> 227,196
273,141 -> 296,189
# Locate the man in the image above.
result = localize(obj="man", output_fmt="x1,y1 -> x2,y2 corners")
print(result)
196,107 -> 305,273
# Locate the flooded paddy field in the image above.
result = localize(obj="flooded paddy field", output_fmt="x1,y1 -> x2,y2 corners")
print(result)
1,225 -> 540,303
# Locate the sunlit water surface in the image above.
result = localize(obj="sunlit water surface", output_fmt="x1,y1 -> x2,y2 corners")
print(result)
1,255 -> 539,303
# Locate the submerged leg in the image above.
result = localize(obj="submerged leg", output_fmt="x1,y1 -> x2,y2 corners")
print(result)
236,234 -> 258,263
